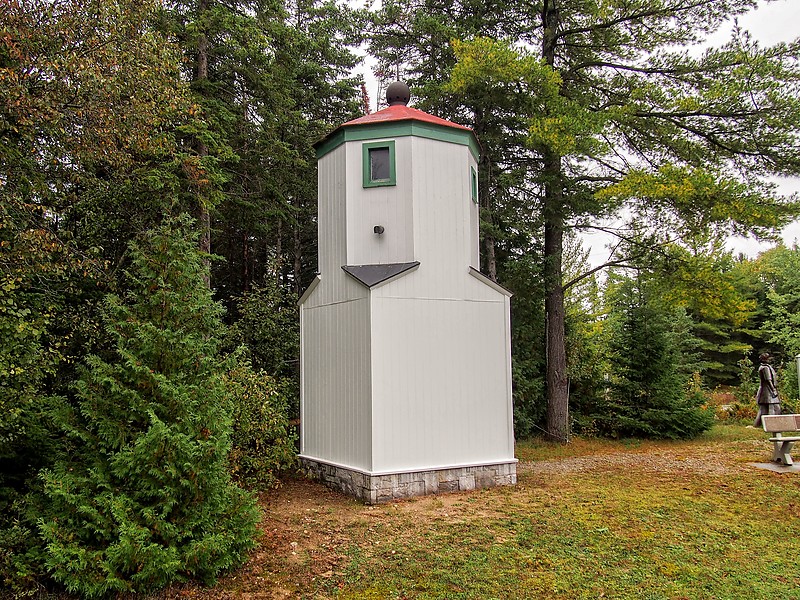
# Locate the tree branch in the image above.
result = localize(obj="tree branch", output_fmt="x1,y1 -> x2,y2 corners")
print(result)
563,257 -> 641,291
563,227 -> 679,291
557,0 -> 712,39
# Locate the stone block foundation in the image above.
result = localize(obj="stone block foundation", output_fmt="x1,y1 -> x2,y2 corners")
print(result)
299,458 -> 517,504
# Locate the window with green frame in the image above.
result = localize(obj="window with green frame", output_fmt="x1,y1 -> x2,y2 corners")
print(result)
362,141 -> 396,188
471,166 -> 478,203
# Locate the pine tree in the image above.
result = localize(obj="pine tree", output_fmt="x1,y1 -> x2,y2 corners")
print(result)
601,274 -> 712,440
39,216 -> 258,597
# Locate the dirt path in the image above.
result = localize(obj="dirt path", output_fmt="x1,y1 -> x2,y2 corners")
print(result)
518,438 -> 765,476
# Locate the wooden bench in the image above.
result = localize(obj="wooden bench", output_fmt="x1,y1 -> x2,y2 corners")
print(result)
762,414 -> 800,465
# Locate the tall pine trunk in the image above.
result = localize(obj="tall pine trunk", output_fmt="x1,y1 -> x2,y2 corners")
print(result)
196,0 -> 211,285
543,157 -> 569,442
542,0 -> 569,442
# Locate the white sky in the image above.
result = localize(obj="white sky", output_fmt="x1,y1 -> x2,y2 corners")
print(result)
354,0 -> 800,265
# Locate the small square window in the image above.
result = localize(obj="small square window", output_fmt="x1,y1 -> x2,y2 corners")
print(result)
362,141 -> 396,188
471,166 -> 478,203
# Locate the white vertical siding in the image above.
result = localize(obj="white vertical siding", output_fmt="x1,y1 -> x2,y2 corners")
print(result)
300,296 -> 372,471
303,146 -> 373,469
370,293 -> 513,473
312,146 -> 371,307
502,295 -> 514,452
410,137 -> 475,298
366,136 -> 513,473
317,146 -> 347,279
304,131 -> 515,477
345,138 -> 414,266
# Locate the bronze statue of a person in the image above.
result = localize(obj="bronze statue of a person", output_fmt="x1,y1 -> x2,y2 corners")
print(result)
754,352 -> 781,427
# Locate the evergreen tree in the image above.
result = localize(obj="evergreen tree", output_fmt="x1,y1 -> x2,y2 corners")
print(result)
760,245 -> 800,357
561,236 -> 610,436
599,274 -> 712,440
163,0 -> 363,295
501,254 -> 547,438
1,0 -> 195,588
38,217 -> 258,597
645,237 -> 756,387
225,273 -> 300,414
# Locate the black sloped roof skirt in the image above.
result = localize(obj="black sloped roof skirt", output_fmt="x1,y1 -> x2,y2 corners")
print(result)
342,262 -> 420,288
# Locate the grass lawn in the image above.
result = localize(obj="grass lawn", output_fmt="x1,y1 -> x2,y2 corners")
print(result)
22,424 -> 800,599
161,423 -> 800,599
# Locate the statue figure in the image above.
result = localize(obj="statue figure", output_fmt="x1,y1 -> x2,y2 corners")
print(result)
754,352 -> 781,427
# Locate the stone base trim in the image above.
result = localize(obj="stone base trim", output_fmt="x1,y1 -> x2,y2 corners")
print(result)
299,458 -> 517,504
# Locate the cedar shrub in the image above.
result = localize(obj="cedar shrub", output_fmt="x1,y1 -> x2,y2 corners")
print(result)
38,216 -> 258,597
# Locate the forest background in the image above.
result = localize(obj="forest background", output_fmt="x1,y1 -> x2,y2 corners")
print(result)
2,0 -> 800,596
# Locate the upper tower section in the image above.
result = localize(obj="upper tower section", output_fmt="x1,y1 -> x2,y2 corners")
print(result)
314,84 -> 481,274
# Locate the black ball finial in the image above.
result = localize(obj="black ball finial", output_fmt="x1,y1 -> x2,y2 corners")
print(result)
386,81 -> 410,106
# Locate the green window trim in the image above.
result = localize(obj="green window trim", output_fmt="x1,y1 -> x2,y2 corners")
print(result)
471,166 -> 478,204
362,141 -> 396,188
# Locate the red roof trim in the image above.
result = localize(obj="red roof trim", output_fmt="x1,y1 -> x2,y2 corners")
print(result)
341,104 -> 472,131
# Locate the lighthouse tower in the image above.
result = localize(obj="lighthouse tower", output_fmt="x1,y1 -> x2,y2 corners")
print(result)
299,83 -> 516,503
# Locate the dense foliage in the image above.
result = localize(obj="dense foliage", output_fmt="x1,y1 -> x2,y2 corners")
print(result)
598,275 -> 713,439
38,219 -> 259,597
1,0 -> 359,593
2,0 -> 800,595
226,361 -> 297,490
225,275 -> 301,417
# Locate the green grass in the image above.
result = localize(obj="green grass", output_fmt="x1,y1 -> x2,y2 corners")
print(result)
323,482 -> 800,598
287,424 -> 800,599
17,424 -> 798,599
514,422 -> 764,462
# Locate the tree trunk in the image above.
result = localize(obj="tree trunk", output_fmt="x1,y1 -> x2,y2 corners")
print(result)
196,0 -> 211,286
485,235 -> 497,281
543,162 -> 569,442
293,224 -> 302,296
542,0 -> 570,442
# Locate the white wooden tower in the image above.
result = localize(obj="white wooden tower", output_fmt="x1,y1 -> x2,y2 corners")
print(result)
299,83 -> 516,503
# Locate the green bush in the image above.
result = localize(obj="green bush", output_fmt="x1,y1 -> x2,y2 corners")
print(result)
37,217 -> 258,598
225,362 -> 297,490
715,401 -> 757,422
225,275 -> 300,419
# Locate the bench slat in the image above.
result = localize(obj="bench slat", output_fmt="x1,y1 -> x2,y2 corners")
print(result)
761,414 -> 800,433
